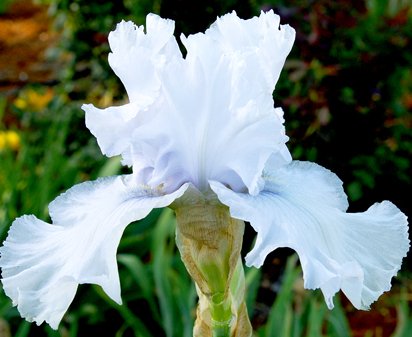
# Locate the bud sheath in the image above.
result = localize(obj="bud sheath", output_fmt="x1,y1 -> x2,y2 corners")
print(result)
174,202 -> 252,337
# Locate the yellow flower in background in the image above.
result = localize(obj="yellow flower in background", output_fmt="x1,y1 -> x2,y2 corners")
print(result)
0,130 -> 20,151
14,87 -> 54,112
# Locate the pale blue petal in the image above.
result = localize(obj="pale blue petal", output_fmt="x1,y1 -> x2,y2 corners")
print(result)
211,161 -> 409,309
0,176 -> 188,329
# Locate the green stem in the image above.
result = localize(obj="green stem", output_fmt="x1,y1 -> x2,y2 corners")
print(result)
212,322 -> 231,337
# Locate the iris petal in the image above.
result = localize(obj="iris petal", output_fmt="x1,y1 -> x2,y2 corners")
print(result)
211,161 -> 409,309
83,102 -> 145,163
205,10 -> 295,91
0,175 -> 187,328
108,15 -> 181,102
86,11 -> 294,194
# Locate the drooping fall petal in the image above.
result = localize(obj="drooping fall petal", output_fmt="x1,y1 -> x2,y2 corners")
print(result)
0,175 -> 187,328
211,161 -> 409,309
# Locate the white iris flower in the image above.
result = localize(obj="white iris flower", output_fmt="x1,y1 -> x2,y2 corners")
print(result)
0,11 -> 409,330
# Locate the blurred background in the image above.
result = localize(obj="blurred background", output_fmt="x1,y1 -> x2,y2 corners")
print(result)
0,0 -> 411,336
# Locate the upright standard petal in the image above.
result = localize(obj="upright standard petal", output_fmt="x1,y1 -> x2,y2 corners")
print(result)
0,176 -> 187,329
211,161 -> 409,310
154,52 -> 289,194
177,10 -> 295,192
86,12 -> 294,195
108,14 -> 181,103
84,14 -> 181,165
203,10 -> 296,91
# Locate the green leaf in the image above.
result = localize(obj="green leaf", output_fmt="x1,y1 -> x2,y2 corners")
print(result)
306,298 -> 327,337
97,156 -> 121,177
262,255 -> 301,337
117,253 -> 159,319
392,291 -> 412,337
245,266 -> 261,314
14,321 -> 30,337
326,295 -> 351,337
93,285 -> 152,337
152,209 -> 179,337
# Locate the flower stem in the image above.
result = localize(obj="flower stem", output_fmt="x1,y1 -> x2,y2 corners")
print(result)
174,200 -> 252,337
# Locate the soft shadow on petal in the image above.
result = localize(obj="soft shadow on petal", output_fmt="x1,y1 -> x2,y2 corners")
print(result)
211,161 -> 409,310
0,175 -> 187,329
166,26 -> 292,194
176,11 -> 294,194
83,102 -> 145,162
108,15 -> 181,102
86,12 -> 294,195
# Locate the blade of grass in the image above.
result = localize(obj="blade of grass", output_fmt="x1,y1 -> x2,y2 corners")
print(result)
68,317 -> 79,337
14,321 -> 30,337
245,266 -> 261,314
97,156 -> 121,177
152,208 -> 178,337
262,254 -> 301,337
326,295 -> 351,337
168,268 -> 196,337
117,253 -> 160,321
392,290 -> 412,337
93,285 -> 152,337
306,297 -> 327,337
46,326 -> 62,337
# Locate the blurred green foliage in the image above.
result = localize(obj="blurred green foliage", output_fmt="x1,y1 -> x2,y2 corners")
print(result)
0,0 -> 411,336
267,0 -> 412,214
0,0 -> 14,13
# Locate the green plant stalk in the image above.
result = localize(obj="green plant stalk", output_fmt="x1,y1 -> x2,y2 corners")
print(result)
173,199 -> 252,337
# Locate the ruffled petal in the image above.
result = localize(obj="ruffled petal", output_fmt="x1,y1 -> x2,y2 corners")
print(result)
144,10 -> 293,194
174,10 -> 294,193
85,14 -> 181,165
83,102 -> 144,163
108,14 -> 181,102
0,176 -> 188,328
157,52 -> 289,194
85,11 -> 293,194
211,161 -> 409,309
203,10 -> 295,91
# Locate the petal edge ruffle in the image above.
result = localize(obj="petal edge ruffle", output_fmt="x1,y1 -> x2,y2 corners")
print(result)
108,15 -> 181,102
211,161 -> 409,309
0,175 -> 188,328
